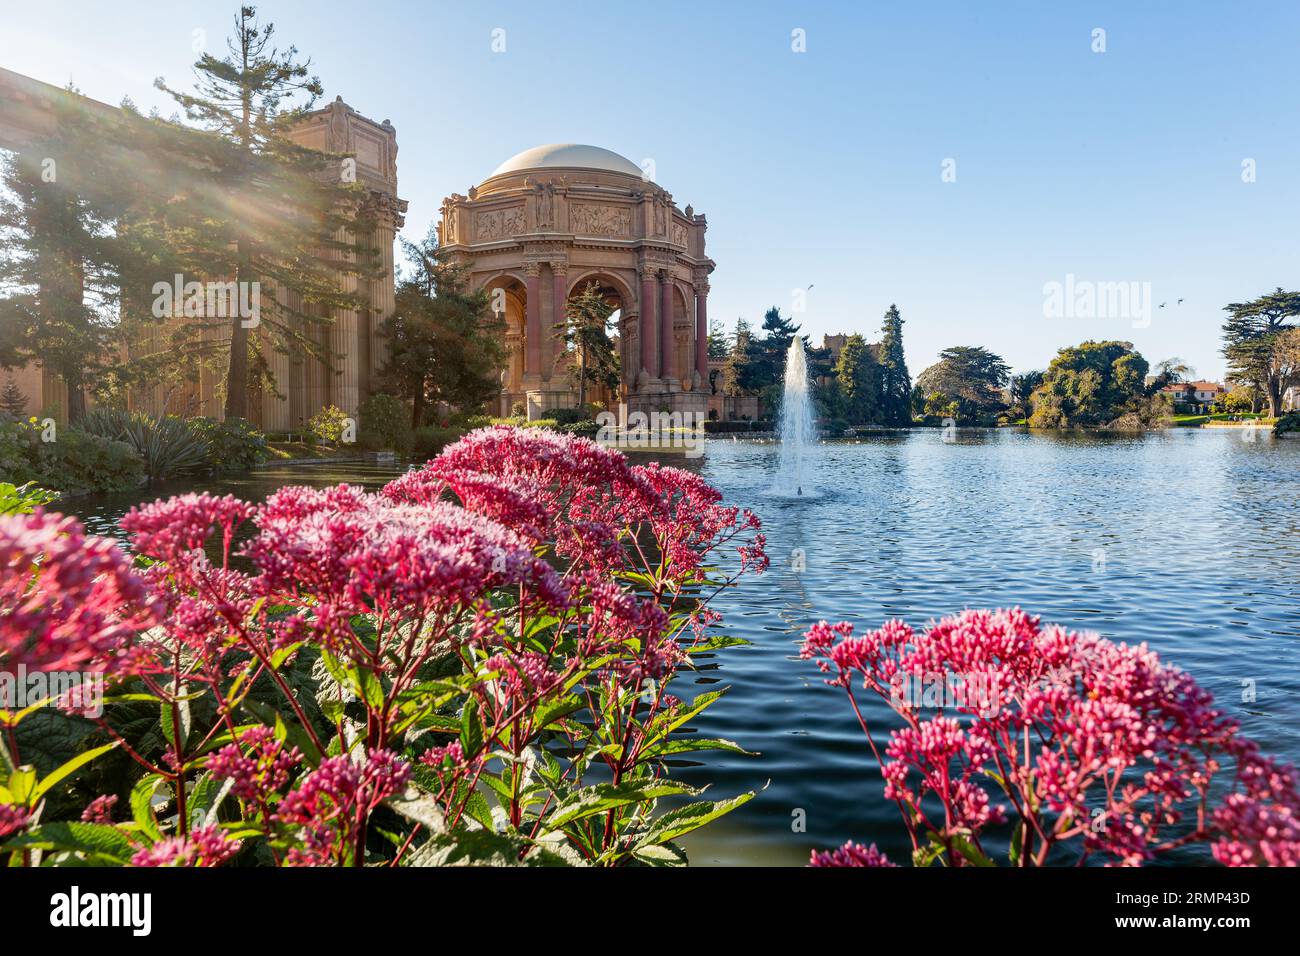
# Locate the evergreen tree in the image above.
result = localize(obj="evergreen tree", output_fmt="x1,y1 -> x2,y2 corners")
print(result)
915,346 -> 1010,424
834,333 -> 881,424
0,378 -> 27,418
707,317 -> 730,360
152,5 -> 376,420
557,281 -> 619,407
380,231 -> 504,427
1221,288 -> 1300,417
722,316 -> 757,394
1009,369 -> 1045,420
877,304 -> 912,425
1029,340 -> 1160,428
0,95 -> 131,423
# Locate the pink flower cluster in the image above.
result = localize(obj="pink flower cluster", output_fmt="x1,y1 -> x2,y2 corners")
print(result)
802,608 -> 1300,867
809,841 -> 896,867
130,825 -> 243,867
0,511 -> 157,672
1,426 -> 766,866
274,751 -> 411,866
207,725 -> 303,804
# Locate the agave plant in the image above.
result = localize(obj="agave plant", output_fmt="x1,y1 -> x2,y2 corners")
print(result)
77,409 -> 211,481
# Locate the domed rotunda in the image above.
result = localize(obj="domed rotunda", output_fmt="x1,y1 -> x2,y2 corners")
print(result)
437,143 -> 715,419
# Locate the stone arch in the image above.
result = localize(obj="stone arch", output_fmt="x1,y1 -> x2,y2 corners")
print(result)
672,283 -> 693,388
478,273 -> 528,407
559,269 -> 633,407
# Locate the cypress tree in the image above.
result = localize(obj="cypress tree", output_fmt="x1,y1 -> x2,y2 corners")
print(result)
877,304 -> 912,425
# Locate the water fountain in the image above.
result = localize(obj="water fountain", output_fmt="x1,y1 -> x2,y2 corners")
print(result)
771,337 -> 817,497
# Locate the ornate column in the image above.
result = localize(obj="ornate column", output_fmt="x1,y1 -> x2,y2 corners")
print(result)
548,263 -> 567,383
694,280 -> 709,385
659,270 -> 675,383
525,264 -> 542,380
639,267 -> 657,385
369,192 -> 405,392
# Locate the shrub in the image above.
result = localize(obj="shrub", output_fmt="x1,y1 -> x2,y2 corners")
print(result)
358,393 -> 412,453
801,608 -> 1300,867
78,409 -> 211,480
411,425 -> 467,461
1275,412 -> 1300,436
0,427 -> 768,867
188,417 -> 269,473
0,417 -> 144,495
305,404 -> 351,446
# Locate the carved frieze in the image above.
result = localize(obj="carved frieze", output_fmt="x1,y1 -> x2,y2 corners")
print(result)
475,205 -> 526,241
670,221 -> 688,247
570,203 -> 632,237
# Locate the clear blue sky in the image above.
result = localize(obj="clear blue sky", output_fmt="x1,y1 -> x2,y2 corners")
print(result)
5,0 -> 1298,380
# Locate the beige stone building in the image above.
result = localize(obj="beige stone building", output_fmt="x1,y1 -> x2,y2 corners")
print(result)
438,144 -> 715,419
0,68 -> 405,431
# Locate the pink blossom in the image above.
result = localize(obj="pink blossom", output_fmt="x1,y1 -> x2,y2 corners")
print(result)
130,824 -> 242,867
0,510 -> 158,673
0,804 -> 30,839
207,725 -> 302,803
809,841 -> 896,867
80,794 -> 118,824
803,608 -> 1300,867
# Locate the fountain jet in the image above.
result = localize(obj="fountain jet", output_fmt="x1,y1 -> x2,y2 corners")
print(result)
772,337 -> 816,497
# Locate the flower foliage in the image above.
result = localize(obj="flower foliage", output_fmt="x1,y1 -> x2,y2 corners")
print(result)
0,426 -> 766,867
802,608 -> 1299,867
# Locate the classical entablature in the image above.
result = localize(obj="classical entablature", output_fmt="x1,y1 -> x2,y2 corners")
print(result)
0,68 -> 406,429
437,143 -> 715,418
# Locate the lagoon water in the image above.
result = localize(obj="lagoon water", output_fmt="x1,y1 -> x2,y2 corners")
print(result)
676,429 -> 1300,865
62,430 -> 1300,866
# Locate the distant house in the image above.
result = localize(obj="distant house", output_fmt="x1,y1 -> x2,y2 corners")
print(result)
1283,386 -> 1300,412
1161,380 -> 1225,413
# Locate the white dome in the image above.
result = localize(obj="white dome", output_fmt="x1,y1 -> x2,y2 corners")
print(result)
490,143 -> 642,178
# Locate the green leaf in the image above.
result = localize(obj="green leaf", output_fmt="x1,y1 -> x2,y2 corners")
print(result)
461,790 -> 495,832
633,791 -> 754,849
130,775 -> 164,842
532,694 -> 583,731
242,698 -> 322,763
188,773 -> 235,829
952,833 -> 995,867
384,790 -> 447,834
3,822 -> 134,864
642,737 -> 755,758
544,781 -> 696,831
460,698 -> 484,757
5,766 -> 37,805
31,741 -> 120,804
632,842 -> 689,866
406,830 -> 572,867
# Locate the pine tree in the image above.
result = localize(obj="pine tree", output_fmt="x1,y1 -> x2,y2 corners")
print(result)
707,317 -> 730,360
0,378 -> 27,418
722,316 -> 759,394
877,304 -> 912,425
152,5 -> 376,420
834,333 -> 881,424
557,282 -> 619,407
0,94 -> 131,423
1221,288 -> 1300,417
380,231 -> 504,427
